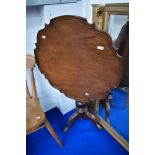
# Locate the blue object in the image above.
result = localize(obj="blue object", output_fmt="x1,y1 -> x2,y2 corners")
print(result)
26,88 -> 129,155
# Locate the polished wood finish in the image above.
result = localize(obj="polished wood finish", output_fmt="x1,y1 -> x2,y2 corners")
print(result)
26,55 -> 63,147
64,101 -> 102,132
34,15 -> 122,132
35,15 -> 122,103
96,21 -> 129,150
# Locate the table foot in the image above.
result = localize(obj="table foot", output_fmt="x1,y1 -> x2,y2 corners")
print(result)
64,101 -> 104,132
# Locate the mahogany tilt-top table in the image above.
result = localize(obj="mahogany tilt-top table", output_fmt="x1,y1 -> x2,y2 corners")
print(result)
35,15 -> 122,131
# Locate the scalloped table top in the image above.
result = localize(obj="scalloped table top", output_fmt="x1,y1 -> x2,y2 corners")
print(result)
35,15 -> 122,103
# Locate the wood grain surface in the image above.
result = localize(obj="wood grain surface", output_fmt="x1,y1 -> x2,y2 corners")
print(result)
35,15 -> 122,103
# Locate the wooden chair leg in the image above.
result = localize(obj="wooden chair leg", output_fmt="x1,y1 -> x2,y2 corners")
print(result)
44,118 -> 63,147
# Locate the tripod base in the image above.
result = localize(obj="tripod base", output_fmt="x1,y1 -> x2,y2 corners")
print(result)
64,101 -> 102,132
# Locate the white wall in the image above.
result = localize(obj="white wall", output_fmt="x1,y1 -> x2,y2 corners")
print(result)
43,1 -> 85,24
26,1 -> 85,114
26,1 -> 85,54
26,0 -> 128,114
